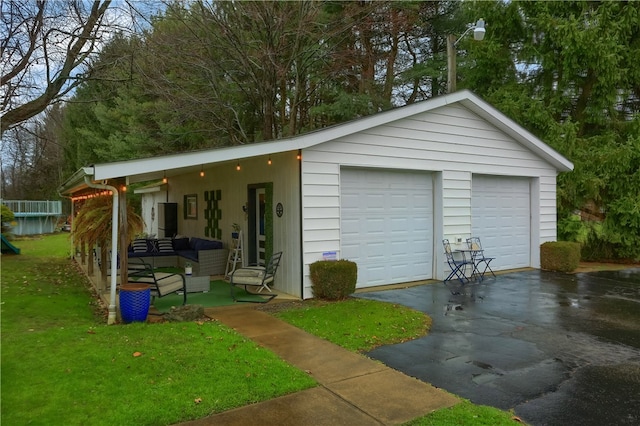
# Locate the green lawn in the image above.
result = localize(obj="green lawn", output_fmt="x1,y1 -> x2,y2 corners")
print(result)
1,234 -> 316,425
1,233 -> 522,425
404,400 -> 522,425
274,298 -> 432,352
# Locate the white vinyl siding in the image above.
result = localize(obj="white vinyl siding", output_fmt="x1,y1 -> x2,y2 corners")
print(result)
301,104 -> 559,293
539,174 -> 559,244
442,171 -> 472,237
301,162 -> 341,273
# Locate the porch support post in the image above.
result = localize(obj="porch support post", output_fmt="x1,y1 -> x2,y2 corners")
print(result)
84,176 -> 119,325
119,183 -> 129,286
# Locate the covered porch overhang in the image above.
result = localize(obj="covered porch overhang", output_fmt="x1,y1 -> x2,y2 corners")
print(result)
60,139 -> 306,195
58,144 -> 302,324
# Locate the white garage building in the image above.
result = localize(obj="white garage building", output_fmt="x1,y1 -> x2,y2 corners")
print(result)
60,90 -> 573,300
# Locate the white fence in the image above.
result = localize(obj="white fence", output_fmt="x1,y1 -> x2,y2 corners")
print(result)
1,200 -> 64,235
2,200 -> 62,216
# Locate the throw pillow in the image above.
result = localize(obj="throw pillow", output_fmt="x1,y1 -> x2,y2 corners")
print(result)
158,238 -> 174,253
132,239 -> 147,253
173,237 -> 190,251
148,239 -> 159,253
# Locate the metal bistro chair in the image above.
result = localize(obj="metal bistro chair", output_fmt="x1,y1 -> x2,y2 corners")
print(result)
466,237 -> 496,280
443,239 -> 472,285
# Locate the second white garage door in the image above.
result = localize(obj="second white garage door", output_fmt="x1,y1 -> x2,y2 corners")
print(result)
340,168 -> 433,288
472,175 -> 531,270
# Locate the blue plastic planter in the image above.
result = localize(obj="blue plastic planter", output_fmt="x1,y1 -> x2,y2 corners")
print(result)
120,284 -> 151,324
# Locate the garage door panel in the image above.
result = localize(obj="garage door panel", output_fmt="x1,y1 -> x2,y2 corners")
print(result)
341,244 -> 359,260
411,216 -> 432,228
364,218 -> 385,233
366,266 -> 387,284
391,266 -> 411,280
391,217 -> 412,231
472,175 -> 530,270
365,242 -> 386,256
389,241 -> 415,258
340,218 -> 360,235
341,168 -> 433,288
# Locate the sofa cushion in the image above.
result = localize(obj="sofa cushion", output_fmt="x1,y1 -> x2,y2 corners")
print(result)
173,237 -> 190,251
132,239 -> 148,253
177,250 -> 198,262
191,237 -> 223,251
205,239 -> 223,250
152,251 -> 177,257
157,238 -> 174,253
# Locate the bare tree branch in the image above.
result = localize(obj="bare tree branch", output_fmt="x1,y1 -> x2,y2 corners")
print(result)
1,0 -> 112,133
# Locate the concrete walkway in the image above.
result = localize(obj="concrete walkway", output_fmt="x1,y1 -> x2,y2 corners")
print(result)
179,305 -> 459,426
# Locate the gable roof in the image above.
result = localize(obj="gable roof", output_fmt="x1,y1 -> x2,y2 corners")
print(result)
59,90 -> 573,195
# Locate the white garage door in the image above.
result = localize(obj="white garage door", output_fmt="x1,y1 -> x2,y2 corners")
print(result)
472,175 -> 531,270
340,168 -> 433,288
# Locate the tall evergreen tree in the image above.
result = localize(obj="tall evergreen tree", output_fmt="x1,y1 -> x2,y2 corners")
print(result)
54,0 -> 639,259
464,0 -> 640,259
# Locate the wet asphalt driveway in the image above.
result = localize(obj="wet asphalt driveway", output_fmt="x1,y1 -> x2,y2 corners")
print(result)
357,268 -> 640,426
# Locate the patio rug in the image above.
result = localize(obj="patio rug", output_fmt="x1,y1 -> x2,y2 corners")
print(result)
152,280 -> 266,312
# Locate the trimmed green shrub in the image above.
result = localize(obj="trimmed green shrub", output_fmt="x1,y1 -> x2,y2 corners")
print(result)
1,204 -> 16,236
540,241 -> 581,272
310,260 -> 357,300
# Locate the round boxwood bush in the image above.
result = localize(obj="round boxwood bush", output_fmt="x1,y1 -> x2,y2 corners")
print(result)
310,260 -> 357,300
540,241 -> 581,272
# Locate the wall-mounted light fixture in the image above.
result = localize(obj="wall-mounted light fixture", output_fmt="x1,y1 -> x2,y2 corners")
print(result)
268,156 -> 272,165
236,162 -> 241,171
200,165 -> 205,177
121,185 -> 127,192
162,171 -> 168,184
296,150 -> 301,160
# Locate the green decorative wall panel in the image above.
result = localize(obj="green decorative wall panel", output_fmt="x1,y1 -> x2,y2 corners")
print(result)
204,189 -> 222,239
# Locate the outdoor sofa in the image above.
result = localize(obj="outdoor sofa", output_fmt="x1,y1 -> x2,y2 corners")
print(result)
127,236 -> 228,276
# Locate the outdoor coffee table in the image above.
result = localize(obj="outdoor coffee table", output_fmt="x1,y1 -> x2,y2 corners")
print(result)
183,275 -> 210,293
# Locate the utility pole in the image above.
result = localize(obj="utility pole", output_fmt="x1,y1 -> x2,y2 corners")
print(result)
447,34 -> 457,93
446,19 -> 486,94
